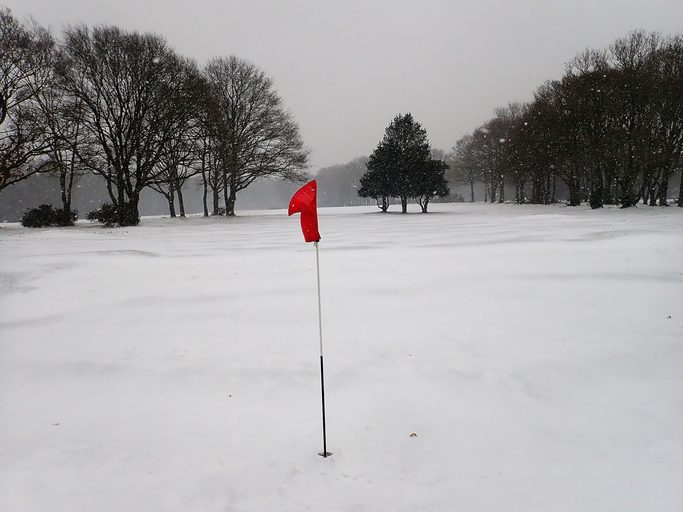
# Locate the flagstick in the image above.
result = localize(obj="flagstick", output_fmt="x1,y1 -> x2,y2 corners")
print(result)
315,241 -> 330,458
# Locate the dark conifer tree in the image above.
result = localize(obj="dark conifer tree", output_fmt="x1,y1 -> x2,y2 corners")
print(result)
414,158 -> 450,213
358,113 -> 440,213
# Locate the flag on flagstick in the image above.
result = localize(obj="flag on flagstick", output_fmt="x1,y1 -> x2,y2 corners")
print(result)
288,180 -> 321,243
288,180 -> 331,457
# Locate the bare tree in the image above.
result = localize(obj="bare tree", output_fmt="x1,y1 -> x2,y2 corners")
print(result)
448,134 -> 479,202
149,57 -> 207,217
646,35 -> 683,207
608,31 -> 664,207
58,25 -> 192,225
204,56 -> 310,216
0,9 -> 53,193
27,46 -> 96,224
195,90 -> 226,216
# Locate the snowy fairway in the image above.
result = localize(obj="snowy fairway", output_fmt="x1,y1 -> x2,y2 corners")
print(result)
1,203 -> 682,511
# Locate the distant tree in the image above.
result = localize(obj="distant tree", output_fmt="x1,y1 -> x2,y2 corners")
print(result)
200,133 -> 224,216
358,151 -> 393,212
58,25 -> 193,226
641,35 -> 683,207
457,30 -> 683,208
607,31 -> 663,207
414,158 -> 450,212
359,113 -> 435,213
561,52 -> 618,208
0,9 -> 54,193
659,36 -> 683,207
464,106 -> 523,204
203,56 -> 310,216
148,57 -> 207,217
195,91 -> 224,216
511,82 -> 565,205
510,31 -> 682,208
448,134 -> 480,202
29,45 -> 94,225
501,109 -> 534,204
491,103 -> 526,203
316,156 -> 368,207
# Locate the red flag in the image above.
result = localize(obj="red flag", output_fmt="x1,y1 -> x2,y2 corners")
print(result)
288,180 -> 321,242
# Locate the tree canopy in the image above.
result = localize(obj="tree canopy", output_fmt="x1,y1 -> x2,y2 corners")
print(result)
449,31 -> 683,208
203,56 -> 310,216
0,9 -> 311,225
358,113 -> 449,213
0,8 -> 54,192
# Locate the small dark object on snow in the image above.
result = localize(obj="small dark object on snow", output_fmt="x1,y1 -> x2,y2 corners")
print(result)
410,433 -> 417,437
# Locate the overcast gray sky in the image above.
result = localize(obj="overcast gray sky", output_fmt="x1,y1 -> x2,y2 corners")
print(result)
5,0 -> 683,171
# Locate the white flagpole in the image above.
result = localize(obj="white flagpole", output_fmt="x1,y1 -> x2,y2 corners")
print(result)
315,241 -> 330,457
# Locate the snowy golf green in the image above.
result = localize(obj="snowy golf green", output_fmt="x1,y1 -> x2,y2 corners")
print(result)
1,203 -> 682,511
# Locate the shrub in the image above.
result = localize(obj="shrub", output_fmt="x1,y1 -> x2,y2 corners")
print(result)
55,207 -> 78,226
87,203 -> 117,227
21,204 -> 78,228
87,202 -> 139,227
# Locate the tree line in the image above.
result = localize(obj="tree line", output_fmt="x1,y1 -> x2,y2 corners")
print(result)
0,8 -> 309,226
448,31 -> 683,208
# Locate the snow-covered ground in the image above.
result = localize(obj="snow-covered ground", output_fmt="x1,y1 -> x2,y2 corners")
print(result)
1,202 -> 682,511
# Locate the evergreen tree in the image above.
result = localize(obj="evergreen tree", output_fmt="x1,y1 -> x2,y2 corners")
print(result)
358,113 -> 439,213
414,158 -> 450,213
358,150 -> 393,212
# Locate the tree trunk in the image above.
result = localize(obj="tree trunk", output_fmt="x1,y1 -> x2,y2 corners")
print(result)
678,169 -> 683,206
470,182 -> 475,202
531,173 -> 543,204
567,177 -> 581,206
167,181 -> 176,217
66,167 -> 75,213
116,182 -> 127,225
212,185 -> 220,215
201,169 -> 209,217
177,186 -> 186,217
657,173 -> 669,206
105,173 -> 116,205
618,175 -> 639,207
226,178 -> 237,216
60,172 -> 68,213
604,167 -> 615,205
58,170 -> 75,225
516,180 -> 526,204
401,196 -> 408,213
222,171 -> 230,215
120,193 -> 141,226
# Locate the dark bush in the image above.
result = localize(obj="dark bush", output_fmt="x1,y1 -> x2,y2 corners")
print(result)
87,203 -> 117,227
21,204 -> 78,227
87,202 -> 139,227
56,207 -> 78,226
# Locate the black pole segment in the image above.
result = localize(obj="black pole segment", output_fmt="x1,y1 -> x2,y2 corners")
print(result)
319,355 -> 331,457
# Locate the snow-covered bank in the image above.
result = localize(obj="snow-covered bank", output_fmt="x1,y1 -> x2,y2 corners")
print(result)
1,203 -> 682,511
